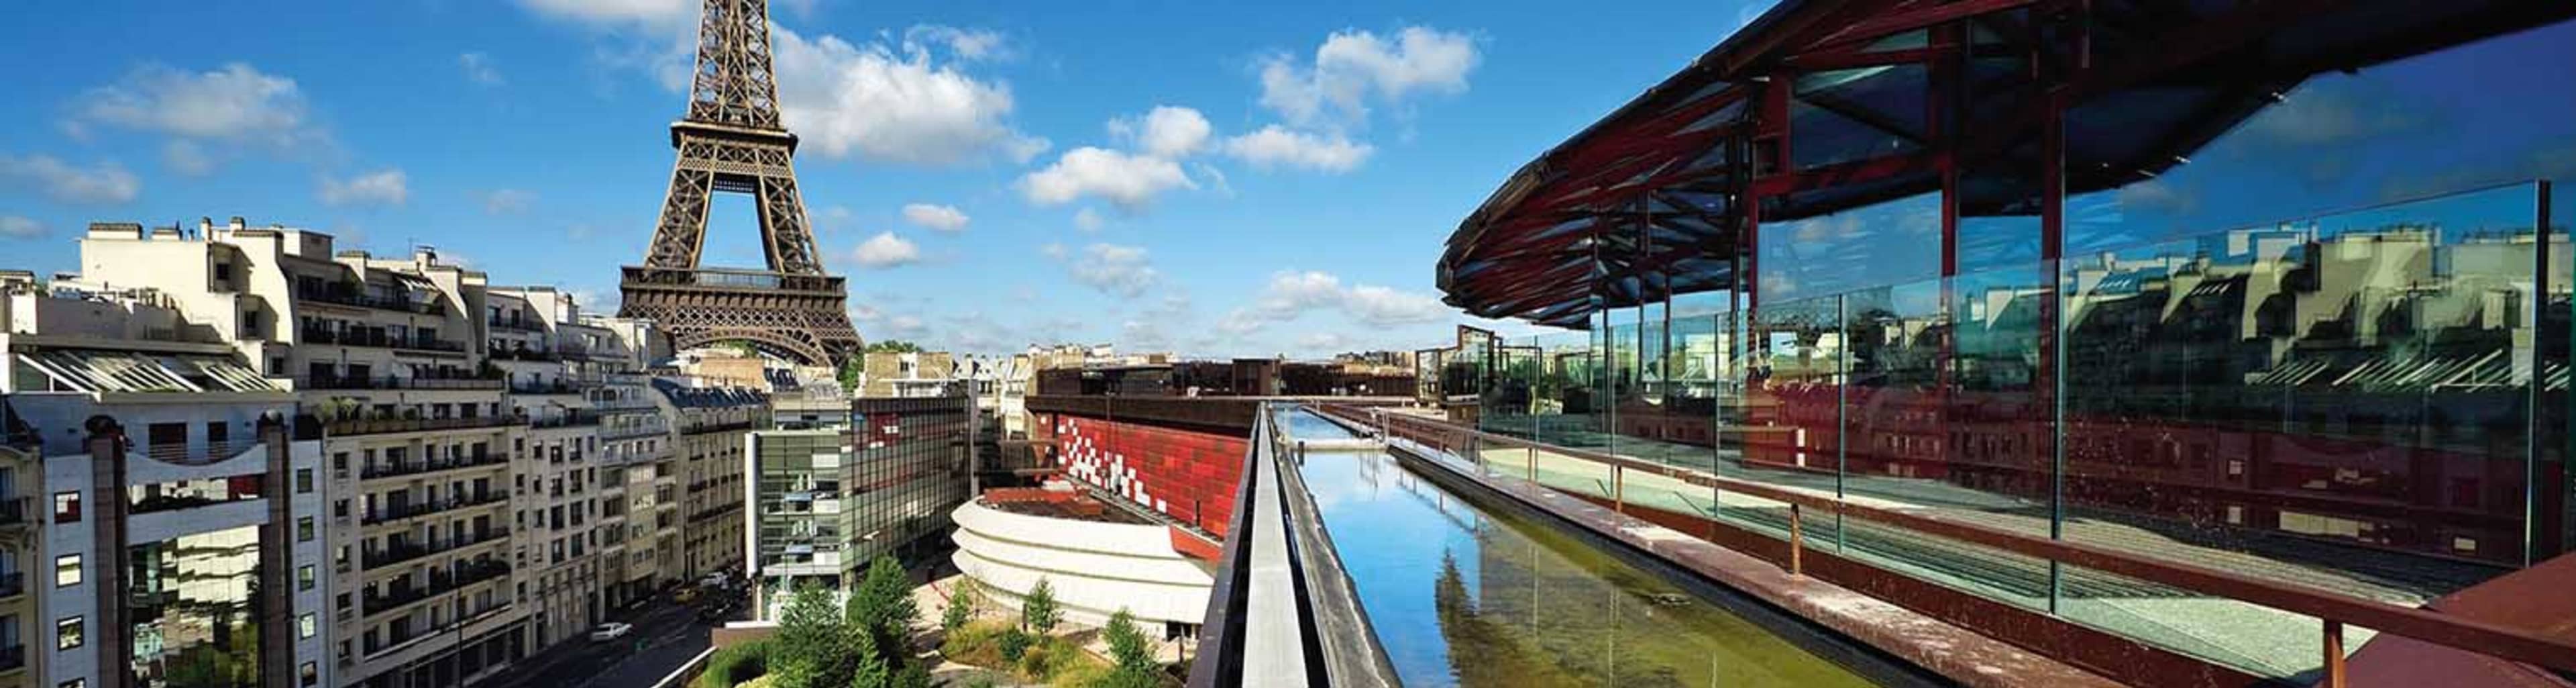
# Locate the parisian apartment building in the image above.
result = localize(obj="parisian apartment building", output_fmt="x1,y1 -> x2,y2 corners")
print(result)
0,217 -> 768,688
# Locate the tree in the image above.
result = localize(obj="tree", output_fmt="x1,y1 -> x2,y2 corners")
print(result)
849,635 -> 890,688
775,583 -> 851,688
1020,577 -> 1062,635
942,575 -> 979,634
1101,607 -> 1160,688
864,340 -> 923,354
838,356 -> 863,391
846,556 -> 919,669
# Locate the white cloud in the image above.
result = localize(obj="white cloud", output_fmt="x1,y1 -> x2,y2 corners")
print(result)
772,26 -> 1046,165
1019,147 -> 1195,209
1252,271 -> 1346,320
71,63 -> 324,150
566,224 -> 596,240
482,189 -> 535,214
1051,242 -> 1160,297
899,203 -> 970,232
162,140 -> 215,176
317,168 -> 409,206
1342,284 -> 1447,326
0,215 -> 42,239
1258,26 -> 1480,126
849,231 -> 921,268
460,52 -> 505,85
1073,208 -> 1105,232
903,25 -> 1009,62
1222,126 -> 1373,173
1223,269 -> 1452,336
1110,106 -> 1213,158
0,154 -> 140,204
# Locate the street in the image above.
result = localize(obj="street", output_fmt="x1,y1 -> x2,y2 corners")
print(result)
484,589 -> 743,688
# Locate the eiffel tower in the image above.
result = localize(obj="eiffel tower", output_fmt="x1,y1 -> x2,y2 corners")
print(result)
619,0 -> 861,366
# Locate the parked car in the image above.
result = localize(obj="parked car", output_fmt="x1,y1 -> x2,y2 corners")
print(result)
674,587 -> 700,604
590,622 -> 634,642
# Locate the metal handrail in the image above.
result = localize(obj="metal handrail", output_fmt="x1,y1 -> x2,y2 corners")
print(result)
1317,403 -> 2576,678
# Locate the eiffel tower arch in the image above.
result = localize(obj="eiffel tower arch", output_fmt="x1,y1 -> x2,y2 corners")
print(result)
619,0 -> 862,366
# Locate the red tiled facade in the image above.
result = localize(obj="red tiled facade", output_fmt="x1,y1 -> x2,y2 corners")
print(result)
1036,413 -> 1248,538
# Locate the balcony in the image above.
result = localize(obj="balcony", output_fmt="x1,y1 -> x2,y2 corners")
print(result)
294,372 -> 504,391
486,318 -> 545,334
508,379 -> 580,395
362,560 -> 512,617
300,327 -> 467,354
360,490 -> 509,526
0,497 -> 28,527
487,346 -> 561,363
0,644 -> 22,673
0,572 -> 23,600
682,420 -> 757,436
360,449 -> 506,481
362,527 -> 508,569
296,286 -> 443,315
325,413 -> 517,438
527,410 -> 604,430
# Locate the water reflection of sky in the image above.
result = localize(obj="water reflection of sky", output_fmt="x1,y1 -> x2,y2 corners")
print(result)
1301,449 -> 1876,687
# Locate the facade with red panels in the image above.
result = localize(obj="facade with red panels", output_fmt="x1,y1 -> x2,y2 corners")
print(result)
1030,411 -> 1246,538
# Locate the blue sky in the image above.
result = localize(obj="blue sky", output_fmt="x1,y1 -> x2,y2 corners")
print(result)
0,0 -> 1780,356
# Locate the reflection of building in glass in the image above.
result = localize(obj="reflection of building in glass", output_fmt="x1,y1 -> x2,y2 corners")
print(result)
128,526 -> 264,687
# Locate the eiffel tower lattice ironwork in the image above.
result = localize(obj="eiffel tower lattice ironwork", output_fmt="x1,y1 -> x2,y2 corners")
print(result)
618,0 -> 860,366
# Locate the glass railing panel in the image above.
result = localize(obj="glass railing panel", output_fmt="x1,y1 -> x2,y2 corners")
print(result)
1827,508 -> 2053,613
2056,182 -> 2546,677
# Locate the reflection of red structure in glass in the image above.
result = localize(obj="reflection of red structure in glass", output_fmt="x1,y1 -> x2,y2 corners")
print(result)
1696,383 -> 2539,565
1032,413 -> 1246,538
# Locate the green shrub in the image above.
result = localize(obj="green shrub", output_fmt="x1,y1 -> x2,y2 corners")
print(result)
998,628 -> 1032,662
698,638 -> 775,688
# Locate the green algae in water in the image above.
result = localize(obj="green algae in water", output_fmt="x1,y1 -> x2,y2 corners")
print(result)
1304,450 -> 1878,687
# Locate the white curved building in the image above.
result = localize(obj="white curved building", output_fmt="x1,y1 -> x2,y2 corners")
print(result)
949,493 -> 1214,628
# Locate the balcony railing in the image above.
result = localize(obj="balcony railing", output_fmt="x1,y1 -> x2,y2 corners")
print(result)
488,346 -> 561,362
682,420 -> 758,435
362,560 -> 511,617
486,318 -> 545,334
0,497 -> 28,526
325,414 -> 517,438
508,379 -> 580,395
300,328 -> 467,353
295,373 -> 505,391
297,287 -> 444,315
0,572 -> 24,600
360,490 -> 509,526
359,450 -> 506,481
0,644 -> 23,672
362,528 -> 508,569
527,410 -> 604,430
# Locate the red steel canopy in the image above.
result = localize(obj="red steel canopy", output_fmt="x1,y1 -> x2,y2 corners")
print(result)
1438,0 -> 2573,328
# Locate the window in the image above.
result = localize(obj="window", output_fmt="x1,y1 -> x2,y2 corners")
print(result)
54,554 -> 79,587
301,662 -> 319,687
297,517 -> 315,542
52,491 -> 79,523
299,613 -> 317,638
297,469 -> 315,493
56,616 -> 82,650
299,565 -> 316,591
59,681 -> 85,688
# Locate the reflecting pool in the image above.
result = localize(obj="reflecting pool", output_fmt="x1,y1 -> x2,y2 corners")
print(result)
1297,445 -> 1878,687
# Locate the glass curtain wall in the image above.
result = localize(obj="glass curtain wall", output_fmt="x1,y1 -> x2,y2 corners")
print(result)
1432,16 -> 2576,681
